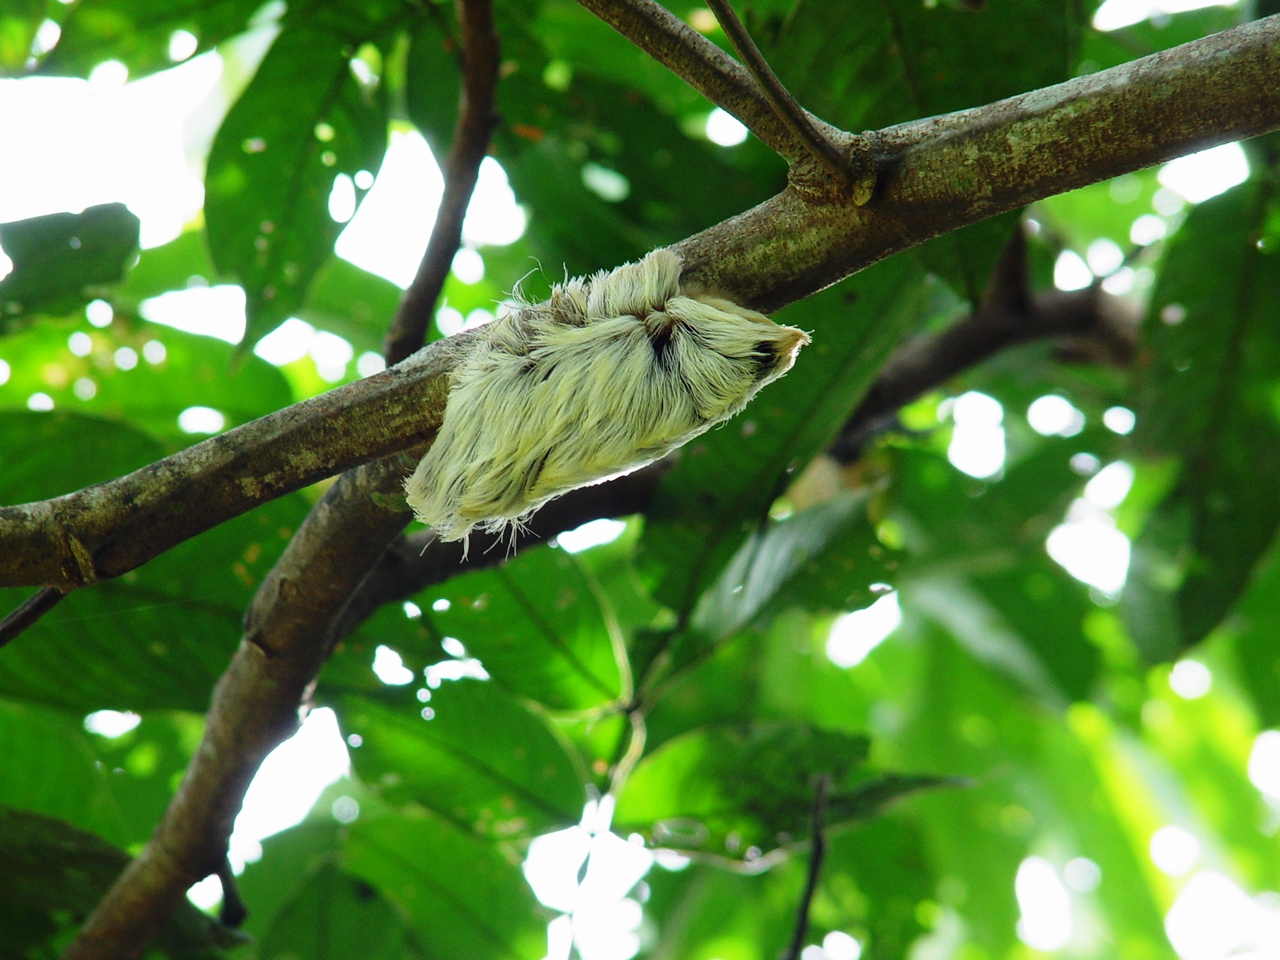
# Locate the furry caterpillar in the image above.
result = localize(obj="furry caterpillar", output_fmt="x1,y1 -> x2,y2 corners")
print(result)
405,248 -> 809,544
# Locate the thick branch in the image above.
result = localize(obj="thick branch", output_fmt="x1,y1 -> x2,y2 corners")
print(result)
3,16 -> 1278,594
383,0 -> 500,364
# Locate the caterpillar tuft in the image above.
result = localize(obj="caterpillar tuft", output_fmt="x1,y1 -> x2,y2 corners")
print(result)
405,248 -> 809,546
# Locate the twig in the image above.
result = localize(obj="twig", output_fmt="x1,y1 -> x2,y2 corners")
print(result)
704,0 -> 849,184
782,774 -> 830,960
573,0 -> 845,164
215,859 -> 247,928
0,586 -> 63,649
384,0 -> 500,364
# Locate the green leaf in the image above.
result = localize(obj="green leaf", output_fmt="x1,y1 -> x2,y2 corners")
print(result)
344,810 -> 546,960
257,864 -> 419,960
775,0 -> 1080,130
1232,545 -> 1280,727
615,722 -> 942,862
1126,182 -> 1280,656
691,491 -> 895,643
0,204 -> 139,324
0,319 -> 296,443
415,544 -> 623,711
340,683 -> 585,837
0,0 -> 43,72
652,491 -> 899,683
0,701 -> 197,850
639,257 -> 933,619
39,0 -> 266,78
0,806 -> 239,959
204,15 -> 388,348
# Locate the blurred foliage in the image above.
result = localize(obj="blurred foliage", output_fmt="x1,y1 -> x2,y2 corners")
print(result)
2,1 -> 1280,959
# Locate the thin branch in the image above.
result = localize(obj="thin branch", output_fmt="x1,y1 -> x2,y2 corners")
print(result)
2,16 -> 1277,606
384,0 -> 500,364
0,587 -> 63,649
574,0 -> 853,167
829,228 -> 1135,460
704,0 -> 850,184
782,774 -> 830,960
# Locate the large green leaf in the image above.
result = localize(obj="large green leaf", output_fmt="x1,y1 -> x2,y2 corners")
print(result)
887,444 -> 1103,702
38,0 -> 266,78
344,810 -> 546,960
0,806 -> 238,959
0,316 -> 296,443
1126,182 -> 1280,657
0,700 -> 198,850
237,822 -> 427,960
340,682 -> 585,837
204,11 -> 389,348
639,257 -> 933,619
614,722 -> 943,863
0,204 -> 139,325
646,491 -> 899,685
415,544 -> 623,711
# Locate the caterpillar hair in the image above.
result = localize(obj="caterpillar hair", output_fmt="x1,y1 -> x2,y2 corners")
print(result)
404,248 -> 810,545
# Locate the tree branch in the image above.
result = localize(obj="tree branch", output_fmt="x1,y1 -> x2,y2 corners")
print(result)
674,14 -> 1280,311
2,16 -> 1277,603
62,456 -> 413,960
0,338 -> 460,594
383,0 -> 500,364
781,774 -> 830,960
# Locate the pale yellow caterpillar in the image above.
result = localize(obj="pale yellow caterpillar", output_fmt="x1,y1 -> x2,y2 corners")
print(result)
405,248 -> 809,544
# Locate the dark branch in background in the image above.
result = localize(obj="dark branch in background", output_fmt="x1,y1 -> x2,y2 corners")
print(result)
830,228 -> 1137,460
384,0 -> 499,364
782,774 -> 831,960
703,0 -> 862,195
573,0 -> 858,170
61,2 -> 501,957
